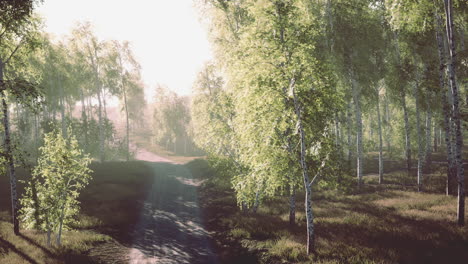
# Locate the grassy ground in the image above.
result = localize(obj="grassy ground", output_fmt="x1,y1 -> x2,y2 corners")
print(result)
0,161 -> 155,264
189,158 -> 468,264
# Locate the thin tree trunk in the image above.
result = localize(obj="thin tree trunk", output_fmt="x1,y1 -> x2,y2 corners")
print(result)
425,98 -> 432,169
122,83 -> 130,161
289,183 -> 296,226
97,87 -> 105,162
80,89 -> 89,152
402,92 -> 412,175
435,3 -> 456,196
334,112 -> 340,147
414,81 -> 423,192
59,79 -> 67,138
292,83 -> 315,255
433,121 -> 438,153
252,187 -> 261,213
352,78 -> 363,188
46,228 -> 51,247
56,203 -> 66,246
346,101 -> 352,169
385,93 -> 391,154
0,61 -> 18,235
1,92 -> 19,235
444,0 -> 464,226
376,87 -> 384,184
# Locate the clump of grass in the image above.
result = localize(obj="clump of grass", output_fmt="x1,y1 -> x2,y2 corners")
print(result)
268,237 -> 308,262
229,228 -> 251,239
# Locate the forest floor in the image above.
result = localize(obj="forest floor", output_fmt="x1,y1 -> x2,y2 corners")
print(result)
1,147 -> 467,264
190,157 -> 468,264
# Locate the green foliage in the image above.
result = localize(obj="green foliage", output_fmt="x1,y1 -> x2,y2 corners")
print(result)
20,128 -> 92,237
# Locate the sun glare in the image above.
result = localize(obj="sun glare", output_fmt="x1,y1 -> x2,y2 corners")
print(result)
36,0 -> 213,101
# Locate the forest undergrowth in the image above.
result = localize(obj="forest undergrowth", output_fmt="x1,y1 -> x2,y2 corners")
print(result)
0,161 -> 155,264
189,157 -> 468,264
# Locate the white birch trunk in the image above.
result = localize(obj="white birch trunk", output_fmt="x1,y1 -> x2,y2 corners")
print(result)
346,101 -> 352,169
352,78 -> 363,188
444,0 -> 465,226
402,92 -> 412,174
425,98 -> 432,168
414,82 -> 423,192
434,8 -> 456,196
292,84 -> 315,254
376,87 -> 384,184
289,183 -> 296,226
0,61 -> 19,235
97,87 -> 105,162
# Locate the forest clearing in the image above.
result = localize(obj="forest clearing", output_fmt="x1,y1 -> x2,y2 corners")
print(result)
1,0 -> 467,263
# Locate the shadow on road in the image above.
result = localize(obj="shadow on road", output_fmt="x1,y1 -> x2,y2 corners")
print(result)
129,162 -> 218,264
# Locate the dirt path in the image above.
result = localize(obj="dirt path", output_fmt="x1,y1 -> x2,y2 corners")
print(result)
128,149 -> 218,264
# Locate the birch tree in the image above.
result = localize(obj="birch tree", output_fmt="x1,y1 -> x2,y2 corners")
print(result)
20,128 -> 92,246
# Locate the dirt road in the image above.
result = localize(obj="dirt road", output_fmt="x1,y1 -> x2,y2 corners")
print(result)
128,149 -> 218,264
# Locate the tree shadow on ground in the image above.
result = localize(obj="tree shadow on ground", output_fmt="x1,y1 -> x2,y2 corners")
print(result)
0,236 -> 40,264
314,195 -> 468,264
128,162 -> 219,264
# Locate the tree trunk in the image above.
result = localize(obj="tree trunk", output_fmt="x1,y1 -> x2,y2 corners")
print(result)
425,98 -> 432,169
444,0 -> 464,226
59,80 -> 67,138
0,61 -> 19,235
289,183 -> 296,226
46,228 -> 51,247
292,85 -> 314,255
1,92 -> 19,235
433,121 -> 438,153
123,86 -> 130,161
97,87 -> 105,162
334,112 -> 340,147
80,89 -> 89,152
346,101 -> 352,170
384,93 -> 391,154
352,78 -> 363,188
434,7 -> 456,196
376,87 -> 384,184
56,203 -> 66,246
414,81 -> 423,192
252,188 -> 260,213
402,92 -> 412,175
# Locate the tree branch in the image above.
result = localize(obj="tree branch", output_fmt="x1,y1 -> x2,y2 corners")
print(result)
4,36 -> 25,65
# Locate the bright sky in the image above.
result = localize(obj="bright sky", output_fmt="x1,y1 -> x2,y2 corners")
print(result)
36,0 -> 213,101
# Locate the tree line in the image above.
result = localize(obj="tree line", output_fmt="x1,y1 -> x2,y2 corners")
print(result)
191,0 -> 467,254
1,1 -> 146,239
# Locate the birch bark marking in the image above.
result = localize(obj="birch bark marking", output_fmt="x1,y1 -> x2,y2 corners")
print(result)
444,0 -> 464,226
414,80 -> 423,192
291,82 -> 315,254
376,86 -> 384,184
434,6 -> 455,195
118,54 -> 130,161
289,183 -> 296,226
425,98 -> 432,168
0,60 -> 19,235
346,101 -> 352,169
402,91 -> 412,175
352,78 -> 363,188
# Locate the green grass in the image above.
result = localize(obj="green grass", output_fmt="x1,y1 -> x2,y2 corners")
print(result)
0,160 -> 155,264
193,158 -> 468,264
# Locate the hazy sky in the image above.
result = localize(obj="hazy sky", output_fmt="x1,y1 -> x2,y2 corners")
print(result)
36,0 -> 213,101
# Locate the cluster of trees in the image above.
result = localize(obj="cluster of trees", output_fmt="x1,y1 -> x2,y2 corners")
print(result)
151,85 -> 198,155
1,1 -> 146,238
192,0 -> 467,253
